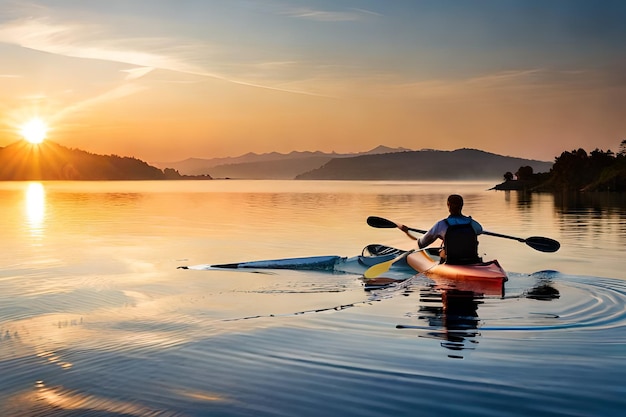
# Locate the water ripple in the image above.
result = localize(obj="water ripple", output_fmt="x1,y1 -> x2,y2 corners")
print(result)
486,275 -> 626,332
394,273 -> 626,362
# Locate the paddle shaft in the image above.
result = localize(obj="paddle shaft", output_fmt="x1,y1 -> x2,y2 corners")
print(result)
401,225 -> 557,252
400,224 -> 522,242
367,216 -> 559,253
482,230 -> 524,242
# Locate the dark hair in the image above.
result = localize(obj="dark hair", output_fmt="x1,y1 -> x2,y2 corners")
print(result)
447,194 -> 464,211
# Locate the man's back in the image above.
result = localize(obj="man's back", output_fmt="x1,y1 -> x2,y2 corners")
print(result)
443,220 -> 481,265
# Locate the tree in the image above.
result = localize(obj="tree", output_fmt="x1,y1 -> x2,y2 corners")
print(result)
163,168 -> 182,179
503,171 -> 514,181
515,166 -> 534,181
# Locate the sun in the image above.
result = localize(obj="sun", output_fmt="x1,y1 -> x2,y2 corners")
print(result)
20,118 -> 48,144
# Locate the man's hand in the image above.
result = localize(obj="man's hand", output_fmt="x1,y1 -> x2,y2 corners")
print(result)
400,224 -> 418,241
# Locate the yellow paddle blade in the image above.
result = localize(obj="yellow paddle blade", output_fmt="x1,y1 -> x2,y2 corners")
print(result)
363,249 -> 416,279
363,258 -> 396,279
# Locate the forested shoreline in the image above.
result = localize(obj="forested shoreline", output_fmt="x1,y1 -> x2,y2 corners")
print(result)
495,141 -> 626,192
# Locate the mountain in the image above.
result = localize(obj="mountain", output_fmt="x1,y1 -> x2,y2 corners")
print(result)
295,149 -> 553,180
153,150 -> 338,175
0,140 -> 190,180
0,140 -> 552,182
208,156 -> 334,179
152,145 -> 412,178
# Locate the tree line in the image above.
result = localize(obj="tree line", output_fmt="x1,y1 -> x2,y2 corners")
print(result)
501,140 -> 626,192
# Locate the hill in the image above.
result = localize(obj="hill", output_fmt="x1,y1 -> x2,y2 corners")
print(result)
0,141 -> 552,182
295,149 -> 553,180
208,156 -> 333,179
152,145 -> 411,178
0,140 -> 202,180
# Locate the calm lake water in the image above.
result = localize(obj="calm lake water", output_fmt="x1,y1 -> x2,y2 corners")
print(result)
1,180 -> 625,417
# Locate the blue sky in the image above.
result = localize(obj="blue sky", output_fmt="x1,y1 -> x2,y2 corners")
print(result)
1,0 -> 624,161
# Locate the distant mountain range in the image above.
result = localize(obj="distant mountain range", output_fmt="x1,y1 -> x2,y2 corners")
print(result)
296,148 -> 553,180
155,146 -> 552,180
0,140 -> 552,181
152,145 -> 411,179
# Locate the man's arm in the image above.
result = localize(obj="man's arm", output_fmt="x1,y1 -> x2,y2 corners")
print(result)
418,221 -> 443,248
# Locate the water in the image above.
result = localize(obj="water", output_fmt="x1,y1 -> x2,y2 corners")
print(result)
1,180 -> 625,417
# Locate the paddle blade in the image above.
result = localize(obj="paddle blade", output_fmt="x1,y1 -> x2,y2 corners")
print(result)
367,216 -> 398,229
525,236 -> 561,253
363,249 -> 415,279
363,258 -> 395,279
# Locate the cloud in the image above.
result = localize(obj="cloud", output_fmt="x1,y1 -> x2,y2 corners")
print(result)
0,16 -> 327,96
0,18 -> 202,73
281,7 -> 379,22
121,67 -> 155,81
380,68 -> 608,101
53,84 -> 147,122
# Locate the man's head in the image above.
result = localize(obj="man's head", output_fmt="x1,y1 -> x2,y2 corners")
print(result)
447,194 -> 464,215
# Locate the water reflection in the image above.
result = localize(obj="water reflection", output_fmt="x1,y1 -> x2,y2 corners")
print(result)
554,191 -> 626,212
500,189 -> 626,213
524,281 -> 561,301
403,279 -> 560,359
25,182 -> 46,238
502,189 -> 535,208
26,383 -> 174,417
418,289 -> 482,358
552,192 -> 626,251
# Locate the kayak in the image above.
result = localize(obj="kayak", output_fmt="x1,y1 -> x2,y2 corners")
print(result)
206,255 -> 343,271
181,244 -> 410,274
406,249 -> 507,296
358,244 -> 406,266
179,244 -> 505,295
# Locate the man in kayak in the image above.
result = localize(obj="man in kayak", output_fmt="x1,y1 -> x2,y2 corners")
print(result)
401,194 -> 483,265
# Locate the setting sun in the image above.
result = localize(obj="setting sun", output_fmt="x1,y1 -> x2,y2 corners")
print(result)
20,118 -> 48,144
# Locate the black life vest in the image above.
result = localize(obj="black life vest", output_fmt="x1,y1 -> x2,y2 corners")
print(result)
443,219 -> 481,265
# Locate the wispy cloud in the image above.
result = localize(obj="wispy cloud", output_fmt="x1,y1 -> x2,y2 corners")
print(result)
121,67 -> 155,81
53,84 -> 147,122
281,7 -> 378,22
0,16 -> 327,96
0,18 -> 203,73
378,68 -> 618,104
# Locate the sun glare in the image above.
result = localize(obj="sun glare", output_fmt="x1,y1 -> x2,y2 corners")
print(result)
26,182 -> 46,236
20,118 -> 48,144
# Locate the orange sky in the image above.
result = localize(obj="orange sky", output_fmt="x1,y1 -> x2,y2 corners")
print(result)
1,1 -> 625,163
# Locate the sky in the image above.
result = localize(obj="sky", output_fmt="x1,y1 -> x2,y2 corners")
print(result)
1,0 -> 625,163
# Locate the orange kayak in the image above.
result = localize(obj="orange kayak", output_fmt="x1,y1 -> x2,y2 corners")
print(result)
407,250 -> 507,296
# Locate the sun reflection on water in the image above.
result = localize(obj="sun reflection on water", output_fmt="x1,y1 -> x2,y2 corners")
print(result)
25,182 -> 46,237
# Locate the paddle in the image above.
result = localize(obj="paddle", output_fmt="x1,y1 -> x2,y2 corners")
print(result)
363,249 -> 415,279
366,216 -> 560,253
363,246 -> 443,279
479,231 -> 560,253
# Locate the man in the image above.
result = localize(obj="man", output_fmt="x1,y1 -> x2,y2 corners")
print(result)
402,194 -> 483,264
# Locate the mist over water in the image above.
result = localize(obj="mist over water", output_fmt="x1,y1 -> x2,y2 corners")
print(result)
1,180 -> 625,416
